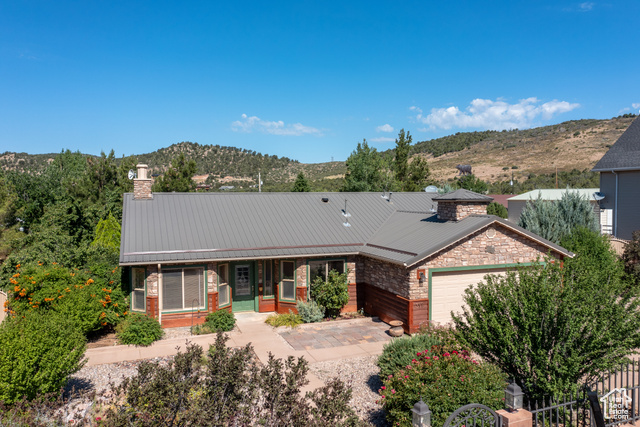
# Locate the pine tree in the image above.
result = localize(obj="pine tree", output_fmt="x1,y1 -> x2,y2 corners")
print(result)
394,129 -> 411,185
152,153 -> 197,193
292,172 -> 311,192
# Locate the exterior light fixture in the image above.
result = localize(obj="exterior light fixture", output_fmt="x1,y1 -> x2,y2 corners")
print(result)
412,399 -> 431,427
505,381 -> 524,412
419,271 -> 426,286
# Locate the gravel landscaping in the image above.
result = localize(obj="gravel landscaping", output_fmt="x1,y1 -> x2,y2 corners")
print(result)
310,355 -> 388,427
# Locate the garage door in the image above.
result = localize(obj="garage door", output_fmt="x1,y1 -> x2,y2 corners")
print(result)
430,268 -> 508,325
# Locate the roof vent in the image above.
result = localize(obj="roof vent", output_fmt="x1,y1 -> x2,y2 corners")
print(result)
342,199 -> 351,217
321,197 -> 329,203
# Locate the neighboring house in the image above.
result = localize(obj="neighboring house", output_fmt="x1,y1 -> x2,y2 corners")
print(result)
592,116 -> 640,240
507,188 -> 601,225
120,165 -> 571,332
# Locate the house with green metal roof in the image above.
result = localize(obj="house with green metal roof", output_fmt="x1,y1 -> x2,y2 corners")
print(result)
120,164 -> 572,333
592,115 -> 640,240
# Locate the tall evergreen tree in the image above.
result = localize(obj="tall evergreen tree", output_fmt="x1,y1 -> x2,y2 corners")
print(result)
403,156 -> 431,192
291,172 -> 311,192
152,153 -> 197,193
394,129 -> 411,185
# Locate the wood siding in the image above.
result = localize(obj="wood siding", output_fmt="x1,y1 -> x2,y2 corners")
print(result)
161,311 -> 207,328
341,283 -> 359,313
600,171 -> 640,240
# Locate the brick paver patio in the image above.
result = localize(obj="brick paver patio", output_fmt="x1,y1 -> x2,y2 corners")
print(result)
278,318 -> 392,351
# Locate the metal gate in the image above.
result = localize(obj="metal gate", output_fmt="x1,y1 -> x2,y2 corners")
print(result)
443,403 -> 502,427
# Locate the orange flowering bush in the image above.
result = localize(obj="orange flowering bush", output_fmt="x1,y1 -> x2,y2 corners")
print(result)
4,263 -> 126,335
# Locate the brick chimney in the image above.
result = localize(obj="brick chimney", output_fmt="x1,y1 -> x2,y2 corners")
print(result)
433,189 -> 492,221
133,164 -> 153,200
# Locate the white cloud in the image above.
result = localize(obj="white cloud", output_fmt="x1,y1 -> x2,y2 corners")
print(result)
376,124 -> 394,133
370,137 -> 395,143
632,103 -> 640,110
413,97 -> 580,131
231,114 -> 322,136
580,2 -> 595,11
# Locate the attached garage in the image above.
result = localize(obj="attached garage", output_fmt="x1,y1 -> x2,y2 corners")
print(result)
429,267 -> 511,325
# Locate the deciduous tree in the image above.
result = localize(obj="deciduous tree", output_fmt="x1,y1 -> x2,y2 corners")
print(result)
342,140 -> 384,192
453,229 -> 638,400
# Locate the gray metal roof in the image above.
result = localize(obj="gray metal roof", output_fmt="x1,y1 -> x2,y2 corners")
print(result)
432,189 -> 493,202
120,192 -> 571,266
592,116 -> 640,172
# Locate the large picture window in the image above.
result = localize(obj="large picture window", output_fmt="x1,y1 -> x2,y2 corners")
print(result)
218,264 -> 230,307
280,260 -> 296,302
263,260 -> 274,298
131,267 -> 146,311
309,259 -> 345,283
162,267 -> 205,311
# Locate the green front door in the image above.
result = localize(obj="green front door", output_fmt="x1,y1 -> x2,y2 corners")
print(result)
231,263 -> 255,312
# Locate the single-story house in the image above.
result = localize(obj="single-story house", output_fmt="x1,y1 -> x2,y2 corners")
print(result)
592,115 -> 640,241
507,188 -> 601,228
120,165 -> 572,333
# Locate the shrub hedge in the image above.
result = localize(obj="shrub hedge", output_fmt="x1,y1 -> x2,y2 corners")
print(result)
0,311 -> 86,404
116,313 -> 163,346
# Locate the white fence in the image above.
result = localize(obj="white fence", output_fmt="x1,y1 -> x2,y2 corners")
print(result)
0,291 -> 6,323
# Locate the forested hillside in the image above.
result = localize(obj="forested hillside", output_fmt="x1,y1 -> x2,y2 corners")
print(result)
1,114 -> 634,193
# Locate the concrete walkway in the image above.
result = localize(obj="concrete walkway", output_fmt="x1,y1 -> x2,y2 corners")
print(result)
85,313 -> 393,391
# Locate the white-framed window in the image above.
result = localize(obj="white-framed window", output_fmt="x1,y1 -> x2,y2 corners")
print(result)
280,260 -> 296,302
263,260 -> 274,298
131,267 -> 146,311
308,259 -> 345,284
218,264 -> 230,307
162,267 -> 206,311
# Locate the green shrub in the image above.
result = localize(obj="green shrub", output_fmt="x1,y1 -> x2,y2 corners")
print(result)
379,350 -> 506,427
487,201 -> 508,219
5,262 -> 126,335
310,270 -> 349,318
416,323 -> 470,354
296,299 -> 325,323
116,313 -> 164,346
191,310 -> 236,335
265,311 -> 303,328
0,311 -> 86,404
377,334 -> 442,378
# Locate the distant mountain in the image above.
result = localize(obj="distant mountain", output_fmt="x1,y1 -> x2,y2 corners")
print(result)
0,114 -> 635,191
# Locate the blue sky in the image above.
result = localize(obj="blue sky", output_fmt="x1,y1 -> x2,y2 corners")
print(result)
1,1 -> 638,164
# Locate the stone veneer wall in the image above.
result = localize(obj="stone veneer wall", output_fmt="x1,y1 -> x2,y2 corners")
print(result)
361,257 -> 410,299
406,224 -> 558,300
133,179 -> 153,200
361,223 -> 560,301
437,201 -> 488,221
146,266 -> 158,296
